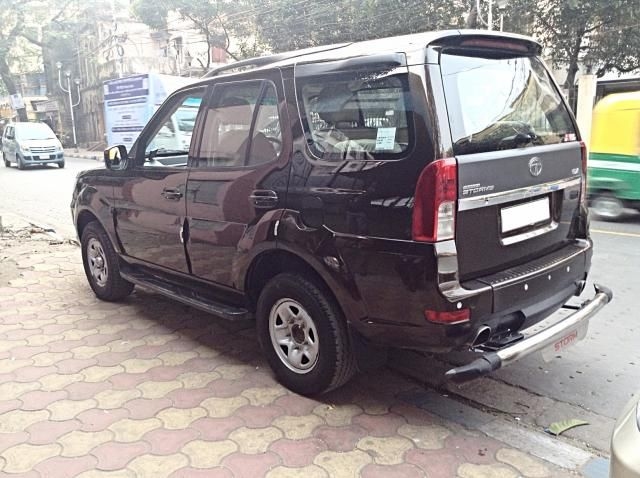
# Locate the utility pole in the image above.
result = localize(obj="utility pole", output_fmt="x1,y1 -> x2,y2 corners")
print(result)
56,62 -> 81,152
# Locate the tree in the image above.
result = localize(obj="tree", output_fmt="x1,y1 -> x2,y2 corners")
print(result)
506,0 -> 640,102
132,0 -> 260,72
251,0 -> 468,53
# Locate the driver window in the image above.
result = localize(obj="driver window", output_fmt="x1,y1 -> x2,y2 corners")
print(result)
142,89 -> 204,168
195,81 -> 282,168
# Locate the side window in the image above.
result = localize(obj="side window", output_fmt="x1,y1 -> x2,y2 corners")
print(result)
297,72 -> 413,162
195,81 -> 282,168
141,89 -> 204,168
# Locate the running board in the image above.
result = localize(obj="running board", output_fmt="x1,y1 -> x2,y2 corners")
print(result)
120,270 -> 252,321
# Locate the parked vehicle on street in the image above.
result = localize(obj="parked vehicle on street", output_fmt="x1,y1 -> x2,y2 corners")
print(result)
588,91 -> 640,220
610,391 -> 640,477
2,122 -> 65,169
71,30 -> 611,395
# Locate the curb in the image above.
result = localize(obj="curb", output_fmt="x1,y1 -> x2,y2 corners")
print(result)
65,152 -> 102,161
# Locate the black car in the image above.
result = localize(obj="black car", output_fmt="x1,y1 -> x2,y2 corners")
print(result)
72,30 -> 611,395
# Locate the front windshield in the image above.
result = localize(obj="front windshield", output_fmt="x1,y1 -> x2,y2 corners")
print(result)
15,124 -> 56,141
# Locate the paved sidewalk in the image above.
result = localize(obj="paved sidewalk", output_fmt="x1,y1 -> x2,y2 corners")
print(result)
65,148 -> 103,161
0,217 -> 583,477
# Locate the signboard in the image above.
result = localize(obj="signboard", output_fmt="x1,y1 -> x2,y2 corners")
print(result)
103,73 -> 196,150
10,94 -> 25,110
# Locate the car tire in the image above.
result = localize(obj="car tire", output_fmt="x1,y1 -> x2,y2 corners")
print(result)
57,160 -> 65,169
3,153 -> 9,167
256,273 -> 356,395
81,221 -> 134,301
591,193 -> 624,221
16,155 -> 25,170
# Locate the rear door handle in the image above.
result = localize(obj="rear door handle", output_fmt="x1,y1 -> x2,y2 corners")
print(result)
249,189 -> 278,209
161,188 -> 183,201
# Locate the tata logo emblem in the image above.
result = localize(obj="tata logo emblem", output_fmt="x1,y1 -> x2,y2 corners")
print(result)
528,157 -> 543,177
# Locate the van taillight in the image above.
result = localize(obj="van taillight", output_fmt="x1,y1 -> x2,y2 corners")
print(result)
580,141 -> 587,205
412,158 -> 458,242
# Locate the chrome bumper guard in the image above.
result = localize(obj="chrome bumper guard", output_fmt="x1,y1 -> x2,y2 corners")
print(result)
445,284 -> 613,382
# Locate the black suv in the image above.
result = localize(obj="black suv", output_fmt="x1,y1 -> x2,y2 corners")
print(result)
72,30 -> 611,395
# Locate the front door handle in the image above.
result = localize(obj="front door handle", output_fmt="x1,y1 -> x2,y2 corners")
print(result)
249,190 -> 278,209
162,188 -> 183,201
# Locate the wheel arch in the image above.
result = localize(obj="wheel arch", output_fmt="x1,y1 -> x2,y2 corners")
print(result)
244,248 -> 367,324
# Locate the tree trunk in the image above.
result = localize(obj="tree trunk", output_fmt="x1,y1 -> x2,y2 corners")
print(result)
562,29 -> 585,113
0,55 -> 27,121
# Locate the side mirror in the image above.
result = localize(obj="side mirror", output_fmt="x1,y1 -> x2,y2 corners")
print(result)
104,145 -> 127,170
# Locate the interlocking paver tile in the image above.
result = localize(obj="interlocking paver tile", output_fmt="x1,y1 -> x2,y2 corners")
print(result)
222,450 -> 281,476
265,465 -> 329,478
142,427 -> 199,455
313,449 -> 373,477
169,467 -> 233,478
181,439 -> 237,467
32,351 -> 73,367
0,443 -> 61,473
157,350 -> 199,366
313,404 -> 363,427
458,463 -> 520,478
313,424 -> 368,452
123,397 -> 173,419
240,386 -> 287,406
121,358 -> 163,374
0,431 -> 29,453
215,364 -> 252,380
0,358 -> 34,373
76,407 -> 130,432
34,454 -> 98,478
235,404 -> 287,428
136,380 -> 182,399
27,418 -> 81,445
0,381 -> 41,400
167,387 -> 218,409
94,389 -> 141,409
0,409 -> 49,432
108,417 -> 163,442
81,365 -> 125,382
19,389 -> 67,411
13,365 -> 58,382
356,435 -> 414,465
90,441 -> 150,471
496,448 -> 551,477
105,339 -> 146,353
157,406 -> 208,429
58,429 -> 114,457
273,394 -> 320,416
73,345 -> 110,360
76,468 -> 136,477
445,434 -> 504,465
6,344 -> 48,359
47,399 -> 96,421
398,423 -> 451,450
269,438 -> 328,467
56,358 -> 99,374
0,399 -> 22,415
272,414 -> 325,440
352,412 -> 407,437
201,395 -> 248,418
228,426 -> 284,454
361,463 -> 426,478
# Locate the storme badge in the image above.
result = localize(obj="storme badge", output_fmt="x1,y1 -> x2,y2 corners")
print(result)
528,157 -> 543,177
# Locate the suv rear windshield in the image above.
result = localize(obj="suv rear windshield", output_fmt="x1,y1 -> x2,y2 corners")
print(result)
297,71 -> 413,161
440,53 -> 577,156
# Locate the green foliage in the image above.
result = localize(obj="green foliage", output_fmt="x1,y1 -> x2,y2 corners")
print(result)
249,0 -> 468,52
506,0 -> 640,89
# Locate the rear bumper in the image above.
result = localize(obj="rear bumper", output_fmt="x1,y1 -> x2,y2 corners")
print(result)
445,283 -> 612,381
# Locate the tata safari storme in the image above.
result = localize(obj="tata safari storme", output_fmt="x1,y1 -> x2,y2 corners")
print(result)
71,30 -> 611,395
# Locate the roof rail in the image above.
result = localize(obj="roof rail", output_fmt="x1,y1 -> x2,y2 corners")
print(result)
202,43 -> 352,78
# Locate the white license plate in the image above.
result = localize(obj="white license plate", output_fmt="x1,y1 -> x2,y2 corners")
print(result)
501,197 -> 550,233
540,321 -> 588,362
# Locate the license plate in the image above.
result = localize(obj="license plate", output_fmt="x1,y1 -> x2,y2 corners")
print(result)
501,197 -> 550,233
540,321 -> 588,362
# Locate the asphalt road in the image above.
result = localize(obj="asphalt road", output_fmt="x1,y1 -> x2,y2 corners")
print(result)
1,155 -> 637,457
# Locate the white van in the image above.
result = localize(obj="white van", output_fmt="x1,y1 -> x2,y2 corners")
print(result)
2,122 -> 65,170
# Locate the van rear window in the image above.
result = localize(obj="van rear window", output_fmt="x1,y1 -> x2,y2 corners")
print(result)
297,72 -> 413,161
441,53 -> 577,156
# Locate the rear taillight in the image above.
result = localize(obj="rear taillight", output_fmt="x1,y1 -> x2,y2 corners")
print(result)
412,158 -> 458,242
579,141 -> 587,206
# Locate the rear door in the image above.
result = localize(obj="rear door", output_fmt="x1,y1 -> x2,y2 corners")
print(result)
439,49 -> 583,280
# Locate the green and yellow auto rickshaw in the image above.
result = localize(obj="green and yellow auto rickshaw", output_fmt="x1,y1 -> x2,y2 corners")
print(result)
588,91 -> 640,220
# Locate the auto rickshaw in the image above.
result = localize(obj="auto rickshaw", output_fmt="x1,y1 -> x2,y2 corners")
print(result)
588,91 -> 640,220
